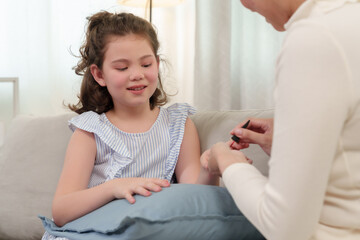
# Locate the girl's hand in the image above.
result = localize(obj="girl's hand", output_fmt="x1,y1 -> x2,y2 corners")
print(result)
230,118 -> 274,156
200,149 -> 211,171
111,178 -> 170,204
208,142 -> 250,175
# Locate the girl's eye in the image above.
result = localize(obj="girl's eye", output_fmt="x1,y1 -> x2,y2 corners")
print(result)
143,63 -> 152,68
116,67 -> 128,71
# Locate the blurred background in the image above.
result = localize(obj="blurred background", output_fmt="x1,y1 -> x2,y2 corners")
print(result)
0,0 -> 284,143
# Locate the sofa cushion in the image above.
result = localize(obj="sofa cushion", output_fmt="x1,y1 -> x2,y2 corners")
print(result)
40,183 -> 264,240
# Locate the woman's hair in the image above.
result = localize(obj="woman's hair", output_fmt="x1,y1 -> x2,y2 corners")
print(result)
68,11 -> 168,114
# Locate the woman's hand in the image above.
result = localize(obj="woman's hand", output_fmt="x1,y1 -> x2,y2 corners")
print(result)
230,118 -> 274,156
207,142 -> 250,176
110,178 -> 170,204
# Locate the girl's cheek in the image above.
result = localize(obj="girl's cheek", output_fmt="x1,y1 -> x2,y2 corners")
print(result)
148,70 -> 159,82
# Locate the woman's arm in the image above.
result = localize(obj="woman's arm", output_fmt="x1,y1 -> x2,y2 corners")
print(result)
52,128 -> 169,227
175,118 -> 219,185
220,24 -> 350,240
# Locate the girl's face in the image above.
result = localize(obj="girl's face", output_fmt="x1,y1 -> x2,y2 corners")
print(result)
92,34 -> 159,110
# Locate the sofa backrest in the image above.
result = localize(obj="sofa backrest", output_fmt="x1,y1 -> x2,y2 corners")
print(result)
0,112 -> 76,240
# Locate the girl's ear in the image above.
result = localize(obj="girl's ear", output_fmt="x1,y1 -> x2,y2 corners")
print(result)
90,64 -> 106,87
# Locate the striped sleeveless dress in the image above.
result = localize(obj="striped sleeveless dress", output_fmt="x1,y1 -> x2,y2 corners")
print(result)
41,103 -> 195,240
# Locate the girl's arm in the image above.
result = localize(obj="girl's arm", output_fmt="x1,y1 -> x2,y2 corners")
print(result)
175,118 -> 219,185
52,128 -> 169,227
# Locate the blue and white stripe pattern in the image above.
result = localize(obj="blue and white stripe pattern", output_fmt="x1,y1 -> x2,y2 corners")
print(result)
68,103 -> 195,187
41,103 -> 195,240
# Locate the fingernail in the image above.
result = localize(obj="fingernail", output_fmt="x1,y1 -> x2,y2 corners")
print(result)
234,129 -> 243,135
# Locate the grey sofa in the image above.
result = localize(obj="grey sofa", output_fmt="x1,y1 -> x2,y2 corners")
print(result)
0,108 -> 273,240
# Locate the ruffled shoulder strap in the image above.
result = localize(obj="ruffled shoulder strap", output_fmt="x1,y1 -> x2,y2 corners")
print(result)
68,111 -> 130,158
68,111 -> 102,133
163,103 -> 196,180
167,103 -> 196,142
167,103 -> 196,132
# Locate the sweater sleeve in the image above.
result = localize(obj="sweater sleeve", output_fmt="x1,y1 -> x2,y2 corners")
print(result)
222,21 -> 351,240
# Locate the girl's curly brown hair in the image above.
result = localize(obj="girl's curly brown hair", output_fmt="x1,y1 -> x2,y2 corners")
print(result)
68,11 -> 168,114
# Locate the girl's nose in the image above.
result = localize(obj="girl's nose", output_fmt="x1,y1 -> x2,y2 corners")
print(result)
130,72 -> 144,81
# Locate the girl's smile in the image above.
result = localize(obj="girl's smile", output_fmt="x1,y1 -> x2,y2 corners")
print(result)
127,85 -> 147,95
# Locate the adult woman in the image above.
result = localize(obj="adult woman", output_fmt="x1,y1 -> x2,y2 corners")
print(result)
204,0 -> 360,239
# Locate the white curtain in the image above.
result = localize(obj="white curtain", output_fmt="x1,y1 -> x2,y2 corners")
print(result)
194,0 -> 284,111
0,0 -> 283,125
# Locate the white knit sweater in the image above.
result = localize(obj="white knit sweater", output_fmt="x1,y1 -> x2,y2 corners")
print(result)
223,0 -> 360,239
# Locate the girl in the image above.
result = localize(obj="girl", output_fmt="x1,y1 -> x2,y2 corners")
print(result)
43,11 -> 217,239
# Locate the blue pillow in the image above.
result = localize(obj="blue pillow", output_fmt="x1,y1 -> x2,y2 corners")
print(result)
39,184 -> 264,240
